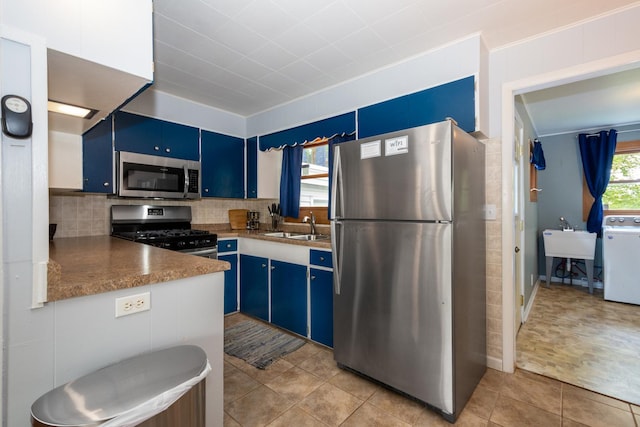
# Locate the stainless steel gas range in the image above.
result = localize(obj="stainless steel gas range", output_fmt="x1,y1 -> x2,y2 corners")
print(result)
111,205 -> 218,259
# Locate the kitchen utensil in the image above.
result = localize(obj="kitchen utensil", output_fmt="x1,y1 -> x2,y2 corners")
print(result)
229,209 -> 249,230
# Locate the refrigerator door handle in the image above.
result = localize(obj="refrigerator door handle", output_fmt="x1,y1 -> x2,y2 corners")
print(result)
331,145 -> 343,220
331,220 -> 343,295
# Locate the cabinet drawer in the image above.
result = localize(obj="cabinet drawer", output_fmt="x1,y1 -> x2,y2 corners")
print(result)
310,250 -> 332,268
218,239 -> 237,253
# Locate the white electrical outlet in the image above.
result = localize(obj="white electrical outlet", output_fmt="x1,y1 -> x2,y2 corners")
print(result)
115,292 -> 151,318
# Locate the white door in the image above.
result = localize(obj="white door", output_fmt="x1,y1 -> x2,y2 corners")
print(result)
513,115 -> 525,331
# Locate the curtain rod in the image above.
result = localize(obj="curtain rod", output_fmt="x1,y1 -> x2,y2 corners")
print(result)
577,128 -> 640,138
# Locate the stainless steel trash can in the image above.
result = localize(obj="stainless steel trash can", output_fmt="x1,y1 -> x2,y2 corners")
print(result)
31,345 -> 210,427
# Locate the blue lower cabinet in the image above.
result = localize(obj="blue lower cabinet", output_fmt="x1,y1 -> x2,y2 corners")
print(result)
310,268 -> 333,347
240,254 -> 269,321
219,254 -> 238,314
271,260 -> 307,337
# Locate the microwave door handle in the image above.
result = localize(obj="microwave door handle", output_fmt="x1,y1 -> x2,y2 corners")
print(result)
183,165 -> 189,198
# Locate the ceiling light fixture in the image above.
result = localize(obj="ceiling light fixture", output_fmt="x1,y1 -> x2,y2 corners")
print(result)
47,100 -> 97,119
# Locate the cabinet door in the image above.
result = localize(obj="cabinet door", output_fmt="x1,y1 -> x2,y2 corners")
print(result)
161,120 -> 199,160
113,111 -> 161,155
240,254 -> 269,321
246,136 -> 258,199
271,260 -> 307,337
310,268 -> 333,347
114,111 -> 199,160
220,254 -> 238,314
82,117 -> 114,193
201,130 -> 244,198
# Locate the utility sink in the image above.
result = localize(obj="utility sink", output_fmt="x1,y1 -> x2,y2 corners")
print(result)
542,229 -> 596,259
542,229 -> 597,294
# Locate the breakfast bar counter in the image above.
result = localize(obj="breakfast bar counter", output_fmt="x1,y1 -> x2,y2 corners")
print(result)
47,235 -> 230,301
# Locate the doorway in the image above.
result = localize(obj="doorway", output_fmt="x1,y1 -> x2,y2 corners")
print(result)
502,53 -> 640,403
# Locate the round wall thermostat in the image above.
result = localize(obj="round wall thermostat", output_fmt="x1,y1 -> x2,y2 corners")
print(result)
2,94 -> 33,138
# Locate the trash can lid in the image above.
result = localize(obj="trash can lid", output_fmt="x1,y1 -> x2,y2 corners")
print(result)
31,345 -> 208,426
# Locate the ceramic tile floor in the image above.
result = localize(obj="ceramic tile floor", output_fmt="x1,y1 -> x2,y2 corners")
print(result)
517,284 -> 640,406
224,313 -> 640,426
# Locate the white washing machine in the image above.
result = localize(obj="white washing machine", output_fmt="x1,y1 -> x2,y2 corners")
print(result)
602,215 -> 640,305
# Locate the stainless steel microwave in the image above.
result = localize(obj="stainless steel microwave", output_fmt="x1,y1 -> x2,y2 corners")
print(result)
117,151 -> 200,199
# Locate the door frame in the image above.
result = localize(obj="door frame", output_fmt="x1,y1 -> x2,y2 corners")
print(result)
513,113 -> 525,330
500,50 -> 640,373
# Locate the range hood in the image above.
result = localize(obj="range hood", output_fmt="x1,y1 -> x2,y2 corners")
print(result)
47,49 -> 151,135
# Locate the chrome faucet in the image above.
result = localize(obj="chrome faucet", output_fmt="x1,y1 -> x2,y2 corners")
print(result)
302,212 -> 317,235
559,216 -> 573,231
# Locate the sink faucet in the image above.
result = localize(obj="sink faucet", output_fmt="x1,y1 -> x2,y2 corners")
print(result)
302,212 -> 317,235
559,216 -> 573,231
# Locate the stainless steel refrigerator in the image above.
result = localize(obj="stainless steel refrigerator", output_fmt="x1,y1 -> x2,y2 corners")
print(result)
330,120 -> 486,422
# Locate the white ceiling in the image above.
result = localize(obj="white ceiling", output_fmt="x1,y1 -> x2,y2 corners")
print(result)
150,0 -> 640,124
520,67 -> 640,137
47,0 -> 640,135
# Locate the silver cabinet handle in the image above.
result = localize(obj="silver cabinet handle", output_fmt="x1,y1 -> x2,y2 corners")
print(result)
103,182 -> 109,187
261,264 -> 266,268
165,148 -> 171,153
204,188 -> 209,193
270,266 -> 275,270
226,243 -> 232,248
311,275 -> 316,280
154,146 -> 159,151
319,256 -> 325,261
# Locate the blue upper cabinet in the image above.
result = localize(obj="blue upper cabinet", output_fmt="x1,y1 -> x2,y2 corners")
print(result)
82,117 -> 114,193
114,111 -> 199,160
358,76 -> 476,138
201,129 -> 245,198
246,136 -> 257,199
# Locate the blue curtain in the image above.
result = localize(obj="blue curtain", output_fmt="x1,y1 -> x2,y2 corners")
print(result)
279,145 -> 303,218
579,130 -> 617,234
531,139 -> 546,170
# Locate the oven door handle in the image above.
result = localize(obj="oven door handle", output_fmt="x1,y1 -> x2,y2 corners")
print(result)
182,247 -> 218,258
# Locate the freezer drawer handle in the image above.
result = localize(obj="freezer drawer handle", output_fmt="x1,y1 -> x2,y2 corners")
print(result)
331,220 -> 343,295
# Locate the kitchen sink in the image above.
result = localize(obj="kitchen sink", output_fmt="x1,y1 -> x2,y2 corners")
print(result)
263,232 -> 328,241
263,232 -> 303,238
287,234 -> 329,241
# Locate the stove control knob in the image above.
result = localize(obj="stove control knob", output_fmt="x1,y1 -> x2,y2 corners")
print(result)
609,217 -> 616,222
177,241 -> 186,248
619,218 -> 626,222
634,218 -> 640,223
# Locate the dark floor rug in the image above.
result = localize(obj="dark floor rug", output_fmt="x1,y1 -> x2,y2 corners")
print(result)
224,320 -> 305,369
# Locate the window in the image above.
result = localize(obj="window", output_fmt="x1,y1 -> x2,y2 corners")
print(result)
300,138 -> 329,207
583,140 -> 640,219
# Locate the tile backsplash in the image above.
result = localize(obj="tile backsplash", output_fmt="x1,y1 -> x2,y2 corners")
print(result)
49,192 -> 277,238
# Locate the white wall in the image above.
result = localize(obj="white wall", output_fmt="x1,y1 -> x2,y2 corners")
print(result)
247,34 -> 485,138
48,130 -> 83,190
125,89 -> 247,138
1,0 -> 153,80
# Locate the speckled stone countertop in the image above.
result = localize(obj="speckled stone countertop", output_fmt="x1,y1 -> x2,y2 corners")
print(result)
193,224 -> 332,249
48,236 -> 230,302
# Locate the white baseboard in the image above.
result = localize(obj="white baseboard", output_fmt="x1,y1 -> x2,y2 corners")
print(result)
486,355 -> 502,371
